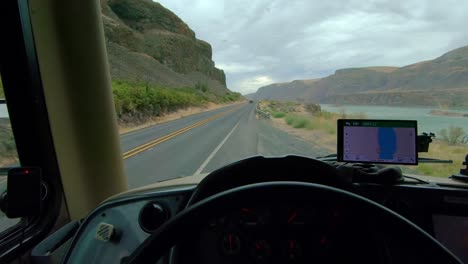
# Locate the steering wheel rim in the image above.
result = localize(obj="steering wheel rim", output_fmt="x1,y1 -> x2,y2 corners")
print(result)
126,182 -> 461,264
187,155 -> 352,205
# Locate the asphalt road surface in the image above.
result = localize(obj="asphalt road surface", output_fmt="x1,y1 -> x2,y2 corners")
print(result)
0,103 -> 329,230
122,103 -> 329,188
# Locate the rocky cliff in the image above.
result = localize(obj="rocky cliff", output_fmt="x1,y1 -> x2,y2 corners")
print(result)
101,0 -> 229,95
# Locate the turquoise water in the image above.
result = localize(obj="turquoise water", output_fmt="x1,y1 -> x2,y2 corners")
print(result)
321,104 -> 468,135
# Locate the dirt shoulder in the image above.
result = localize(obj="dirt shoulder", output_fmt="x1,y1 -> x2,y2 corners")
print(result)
269,117 -> 336,153
258,100 -> 337,153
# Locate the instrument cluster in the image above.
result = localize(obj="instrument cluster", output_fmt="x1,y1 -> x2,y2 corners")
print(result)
194,204 -> 362,264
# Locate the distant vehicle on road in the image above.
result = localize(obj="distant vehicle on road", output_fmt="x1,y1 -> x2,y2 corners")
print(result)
249,99 -> 254,103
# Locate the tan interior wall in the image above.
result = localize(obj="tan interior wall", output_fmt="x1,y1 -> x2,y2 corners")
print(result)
28,0 -> 128,219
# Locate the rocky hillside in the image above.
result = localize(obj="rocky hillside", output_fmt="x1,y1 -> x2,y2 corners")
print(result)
254,46 -> 468,107
255,79 -> 319,102
101,0 -> 229,95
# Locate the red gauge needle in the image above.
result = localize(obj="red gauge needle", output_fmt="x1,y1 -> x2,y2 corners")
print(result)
228,234 -> 233,249
288,211 -> 298,224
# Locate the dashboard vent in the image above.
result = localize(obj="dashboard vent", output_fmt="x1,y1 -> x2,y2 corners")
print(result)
139,201 -> 169,233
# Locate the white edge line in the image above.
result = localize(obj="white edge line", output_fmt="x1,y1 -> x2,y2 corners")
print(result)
193,120 -> 240,175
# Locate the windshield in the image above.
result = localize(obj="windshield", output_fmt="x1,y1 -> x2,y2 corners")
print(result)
98,0 -> 468,188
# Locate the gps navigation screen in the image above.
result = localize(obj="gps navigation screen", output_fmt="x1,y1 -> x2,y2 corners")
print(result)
337,120 -> 418,165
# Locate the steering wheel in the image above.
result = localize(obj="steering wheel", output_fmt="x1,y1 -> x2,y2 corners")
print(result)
187,155 -> 352,205
126,181 -> 461,263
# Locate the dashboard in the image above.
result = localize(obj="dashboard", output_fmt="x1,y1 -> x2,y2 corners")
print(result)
433,214 -> 468,263
64,186 -> 191,263
58,180 -> 468,264
182,203 -> 382,263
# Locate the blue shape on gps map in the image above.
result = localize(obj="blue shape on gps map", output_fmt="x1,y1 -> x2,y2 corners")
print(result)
378,128 -> 397,160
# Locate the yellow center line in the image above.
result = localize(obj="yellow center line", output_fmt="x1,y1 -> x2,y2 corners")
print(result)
122,105 -> 243,159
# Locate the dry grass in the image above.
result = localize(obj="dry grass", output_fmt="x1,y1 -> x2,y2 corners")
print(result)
260,100 -> 363,153
270,117 -> 336,153
261,100 -> 468,178
415,141 -> 467,177
0,157 -> 18,167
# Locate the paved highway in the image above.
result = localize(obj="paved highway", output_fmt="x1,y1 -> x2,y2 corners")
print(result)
0,103 -> 329,230
121,103 -> 329,188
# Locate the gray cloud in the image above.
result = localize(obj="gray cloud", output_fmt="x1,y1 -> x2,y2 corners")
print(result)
157,0 -> 468,94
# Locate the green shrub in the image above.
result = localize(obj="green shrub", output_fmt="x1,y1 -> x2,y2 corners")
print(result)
316,111 -> 334,120
194,81 -> 208,93
265,100 -> 300,113
439,126 -> 466,145
112,80 -> 206,121
285,115 -> 295,125
272,112 -> 286,118
293,118 -> 308,128
220,92 -> 242,103
305,119 -> 320,130
324,123 -> 337,134
285,114 -> 311,129
111,80 -> 241,124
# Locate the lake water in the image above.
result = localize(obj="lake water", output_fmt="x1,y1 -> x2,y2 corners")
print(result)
321,104 -> 468,135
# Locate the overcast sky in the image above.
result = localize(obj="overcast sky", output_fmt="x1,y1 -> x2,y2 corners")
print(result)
156,0 -> 468,94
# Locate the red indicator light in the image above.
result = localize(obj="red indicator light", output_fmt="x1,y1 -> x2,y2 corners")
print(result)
288,211 -> 298,224
24,170 -> 29,174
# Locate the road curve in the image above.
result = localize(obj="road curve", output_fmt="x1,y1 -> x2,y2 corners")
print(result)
122,103 -> 329,188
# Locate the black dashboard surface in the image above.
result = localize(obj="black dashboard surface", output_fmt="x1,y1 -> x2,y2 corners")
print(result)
182,202 -> 383,264
62,180 -> 468,264
63,186 -> 192,263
